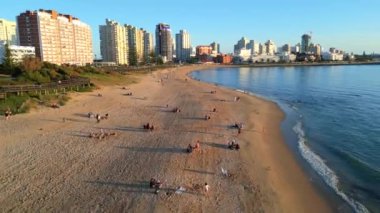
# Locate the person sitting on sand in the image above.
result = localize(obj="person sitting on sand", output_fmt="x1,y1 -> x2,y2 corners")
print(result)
96,114 -> 101,123
187,144 -> 193,153
105,113 -> 109,119
212,108 -> 216,112
150,125 -> 154,131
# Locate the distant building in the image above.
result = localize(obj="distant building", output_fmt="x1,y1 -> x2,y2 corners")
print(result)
312,44 -> 322,56
0,41 -> 35,63
281,44 -> 291,53
247,40 -> 259,55
0,19 -> 17,45
292,43 -> 301,54
144,31 -> 154,61
236,48 -> 251,61
234,37 -> 250,54
175,30 -> 191,62
301,34 -> 312,53
155,23 -> 173,62
99,19 -> 129,65
265,40 -> 276,55
322,52 -> 344,61
126,25 -> 145,64
279,52 -> 296,62
17,9 -> 93,65
251,55 -> 280,63
210,42 -> 220,54
215,54 -> 232,64
196,45 -> 212,56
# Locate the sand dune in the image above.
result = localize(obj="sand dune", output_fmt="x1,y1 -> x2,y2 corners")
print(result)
0,65 -> 332,212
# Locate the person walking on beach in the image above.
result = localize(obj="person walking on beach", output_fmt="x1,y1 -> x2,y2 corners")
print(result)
204,182 -> 210,195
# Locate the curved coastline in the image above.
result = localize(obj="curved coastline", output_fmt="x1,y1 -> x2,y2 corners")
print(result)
189,65 -> 375,213
186,65 -> 334,212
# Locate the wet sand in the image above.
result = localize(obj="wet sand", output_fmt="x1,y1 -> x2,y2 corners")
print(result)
0,65 -> 332,212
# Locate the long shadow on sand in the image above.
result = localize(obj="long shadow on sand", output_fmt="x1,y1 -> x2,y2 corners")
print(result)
94,126 -> 146,132
116,146 -> 186,154
202,142 -> 229,150
183,169 -> 215,175
85,180 -> 196,195
85,180 -> 156,194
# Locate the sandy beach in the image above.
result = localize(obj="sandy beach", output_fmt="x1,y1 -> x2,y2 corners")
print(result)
0,65 -> 332,212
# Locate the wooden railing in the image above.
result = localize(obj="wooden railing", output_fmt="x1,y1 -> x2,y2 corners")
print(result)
0,77 -> 91,98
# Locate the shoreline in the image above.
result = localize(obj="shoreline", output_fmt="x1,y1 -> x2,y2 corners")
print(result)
185,65 -> 334,212
222,61 -> 380,68
0,65 -> 332,212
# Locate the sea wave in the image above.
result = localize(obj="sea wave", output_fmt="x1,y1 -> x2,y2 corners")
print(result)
293,121 -> 369,213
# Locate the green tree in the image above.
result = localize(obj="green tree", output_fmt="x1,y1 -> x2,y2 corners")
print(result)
1,43 -> 15,74
129,48 -> 138,66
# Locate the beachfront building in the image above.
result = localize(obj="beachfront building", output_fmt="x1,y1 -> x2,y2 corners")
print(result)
281,44 -> 291,53
144,31 -> 154,61
175,30 -> 191,62
234,37 -> 250,54
155,23 -> 173,62
0,40 -> 35,63
251,54 -> 280,63
210,42 -> 220,54
196,45 -> 212,56
301,34 -> 312,53
99,19 -> 129,65
215,54 -> 233,64
265,40 -> 277,55
247,40 -> 260,55
17,9 -> 93,65
0,19 -> 17,45
126,25 -> 145,65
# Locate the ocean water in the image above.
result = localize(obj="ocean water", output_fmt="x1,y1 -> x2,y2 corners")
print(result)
191,65 -> 380,213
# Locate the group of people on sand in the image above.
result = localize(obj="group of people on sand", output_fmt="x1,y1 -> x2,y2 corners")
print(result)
125,92 -> 133,96
234,96 -> 241,102
87,112 -> 109,123
143,123 -> 155,131
210,90 -> 216,94
232,122 -> 244,134
204,114 -> 211,120
228,139 -> 240,150
187,140 -> 201,153
149,178 -> 163,194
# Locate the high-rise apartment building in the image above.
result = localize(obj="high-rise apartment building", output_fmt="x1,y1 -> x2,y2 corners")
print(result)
17,10 -> 93,65
234,37 -> 249,54
210,42 -> 220,54
99,19 -> 128,65
126,25 -> 145,64
265,40 -> 276,55
247,40 -> 259,55
282,44 -> 291,53
301,34 -> 311,53
155,23 -> 173,62
144,31 -> 154,60
175,30 -> 191,62
0,19 -> 17,45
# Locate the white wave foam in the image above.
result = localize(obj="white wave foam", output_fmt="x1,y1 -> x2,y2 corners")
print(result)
293,121 -> 369,213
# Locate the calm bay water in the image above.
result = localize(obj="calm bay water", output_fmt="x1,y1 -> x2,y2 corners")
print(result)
191,65 -> 380,213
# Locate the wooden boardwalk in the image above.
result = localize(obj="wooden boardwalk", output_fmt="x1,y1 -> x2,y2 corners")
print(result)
0,77 -> 91,99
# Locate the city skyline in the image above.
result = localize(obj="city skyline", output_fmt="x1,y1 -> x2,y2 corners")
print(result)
1,0 -> 380,57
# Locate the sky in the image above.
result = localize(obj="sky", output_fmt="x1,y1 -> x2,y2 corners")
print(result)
1,0 -> 380,57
